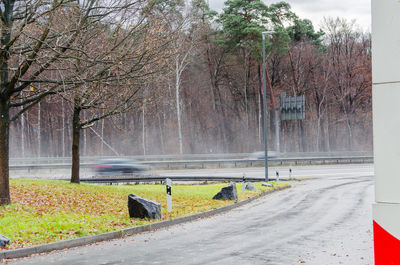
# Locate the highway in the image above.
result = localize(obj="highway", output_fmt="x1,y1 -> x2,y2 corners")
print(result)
153,163 -> 374,180
11,163 -> 374,181
8,152 -> 373,180
7,164 -> 374,264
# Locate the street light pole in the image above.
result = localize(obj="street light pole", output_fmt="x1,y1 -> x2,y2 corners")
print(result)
262,31 -> 274,182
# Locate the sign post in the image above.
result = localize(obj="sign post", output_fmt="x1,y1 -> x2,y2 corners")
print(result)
166,178 -> 172,212
242,174 -> 246,194
262,31 -> 273,182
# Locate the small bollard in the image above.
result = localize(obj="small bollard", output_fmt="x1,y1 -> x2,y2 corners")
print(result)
166,178 -> 172,212
242,174 -> 246,193
276,171 -> 280,182
289,168 -> 292,178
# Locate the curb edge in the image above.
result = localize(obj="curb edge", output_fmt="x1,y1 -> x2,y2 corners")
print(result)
1,184 -> 291,260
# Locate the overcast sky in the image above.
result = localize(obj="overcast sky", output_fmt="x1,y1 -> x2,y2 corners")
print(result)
208,0 -> 371,31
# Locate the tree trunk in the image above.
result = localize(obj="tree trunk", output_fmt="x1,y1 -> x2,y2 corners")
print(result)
265,62 -> 277,150
0,0 -> 13,205
157,111 -> 165,154
61,99 -> 65,157
175,59 -> 183,154
142,97 -> 146,156
0,99 -> 10,204
345,118 -> 353,151
324,108 -> 331,152
27,111 -> 32,153
319,117 -> 327,152
37,102 -> 41,157
287,49 -> 299,95
71,104 -> 81,184
257,63 -> 262,145
83,111 -> 87,156
205,45 -> 227,152
214,84 -> 233,152
269,105 -> 274,146
341,98 -> 353,150
246,56 -> 257,151
243,51 -> 250,151
101,111 -> 104,155
21,107 -> 25,157
298,120 -> 306,152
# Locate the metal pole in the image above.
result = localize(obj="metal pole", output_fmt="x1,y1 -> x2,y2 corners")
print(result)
262,32 -> 270,182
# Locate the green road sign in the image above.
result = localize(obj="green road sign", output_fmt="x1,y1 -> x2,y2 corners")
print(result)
280,92 -> 305,120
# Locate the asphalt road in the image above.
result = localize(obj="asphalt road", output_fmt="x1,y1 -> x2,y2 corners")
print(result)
12,163 -> 374,181
153,163 -> 374,180
7,164 -> 374,265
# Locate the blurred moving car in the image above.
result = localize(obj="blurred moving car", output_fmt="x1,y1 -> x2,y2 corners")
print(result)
91,159 -> 148,176
249,151 -> 279,160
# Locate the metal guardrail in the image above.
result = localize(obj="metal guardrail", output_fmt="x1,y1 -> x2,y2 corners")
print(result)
9,155 -> 373,172
77,175 -> 268,184
9,153 -> 251,164
9,151 -> 373,164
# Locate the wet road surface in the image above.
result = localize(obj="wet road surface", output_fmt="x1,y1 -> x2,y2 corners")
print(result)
154,164 -> 374,180
7,165 -> 374,264
13,163 -> 374,181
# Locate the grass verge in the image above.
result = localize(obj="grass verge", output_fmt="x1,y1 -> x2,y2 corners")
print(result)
0,179 -> 289,250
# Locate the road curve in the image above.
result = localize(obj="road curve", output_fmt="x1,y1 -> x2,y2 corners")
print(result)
7,168 -> 374,265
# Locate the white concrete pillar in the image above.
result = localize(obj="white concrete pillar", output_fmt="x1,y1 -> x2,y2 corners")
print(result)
372,0 -> 400,263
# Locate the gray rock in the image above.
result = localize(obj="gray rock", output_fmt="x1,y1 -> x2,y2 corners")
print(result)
128,194 -> 161,219
213,183 -> 238,200
0,234 -> 10,247
262,183 -> 274,187
245,182 -> 258,191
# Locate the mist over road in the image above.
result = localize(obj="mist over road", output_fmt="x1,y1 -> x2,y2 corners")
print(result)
8,164 -> 374,264
153,163 -> 374,180
12,163 -> 374,181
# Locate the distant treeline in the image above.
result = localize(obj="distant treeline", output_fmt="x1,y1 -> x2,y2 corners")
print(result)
9,0 -> 372,158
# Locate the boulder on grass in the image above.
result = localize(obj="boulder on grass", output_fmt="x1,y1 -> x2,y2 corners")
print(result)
0,234 -> 10,247
245,182 -> 258,191
262,183 -> 274,187
212,183 -> 238,201
128,194 -> 161,219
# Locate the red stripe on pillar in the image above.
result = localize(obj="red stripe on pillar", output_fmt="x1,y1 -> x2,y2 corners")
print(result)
374,220 -> 400,264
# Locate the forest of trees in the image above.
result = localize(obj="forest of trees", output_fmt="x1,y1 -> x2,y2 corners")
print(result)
5,0 -> 372,158
0,0 -> 372,204
8,0 -> 371,158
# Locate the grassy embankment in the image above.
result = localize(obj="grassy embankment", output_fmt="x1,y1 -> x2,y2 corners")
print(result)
0,179 -> 289,250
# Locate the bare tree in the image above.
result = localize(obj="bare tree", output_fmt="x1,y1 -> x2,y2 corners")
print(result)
0,0 -> 91,204
0,0 -> 169,204
62,3 -> 172,183
322,17 -> 371,150
164,3 -> 202,154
